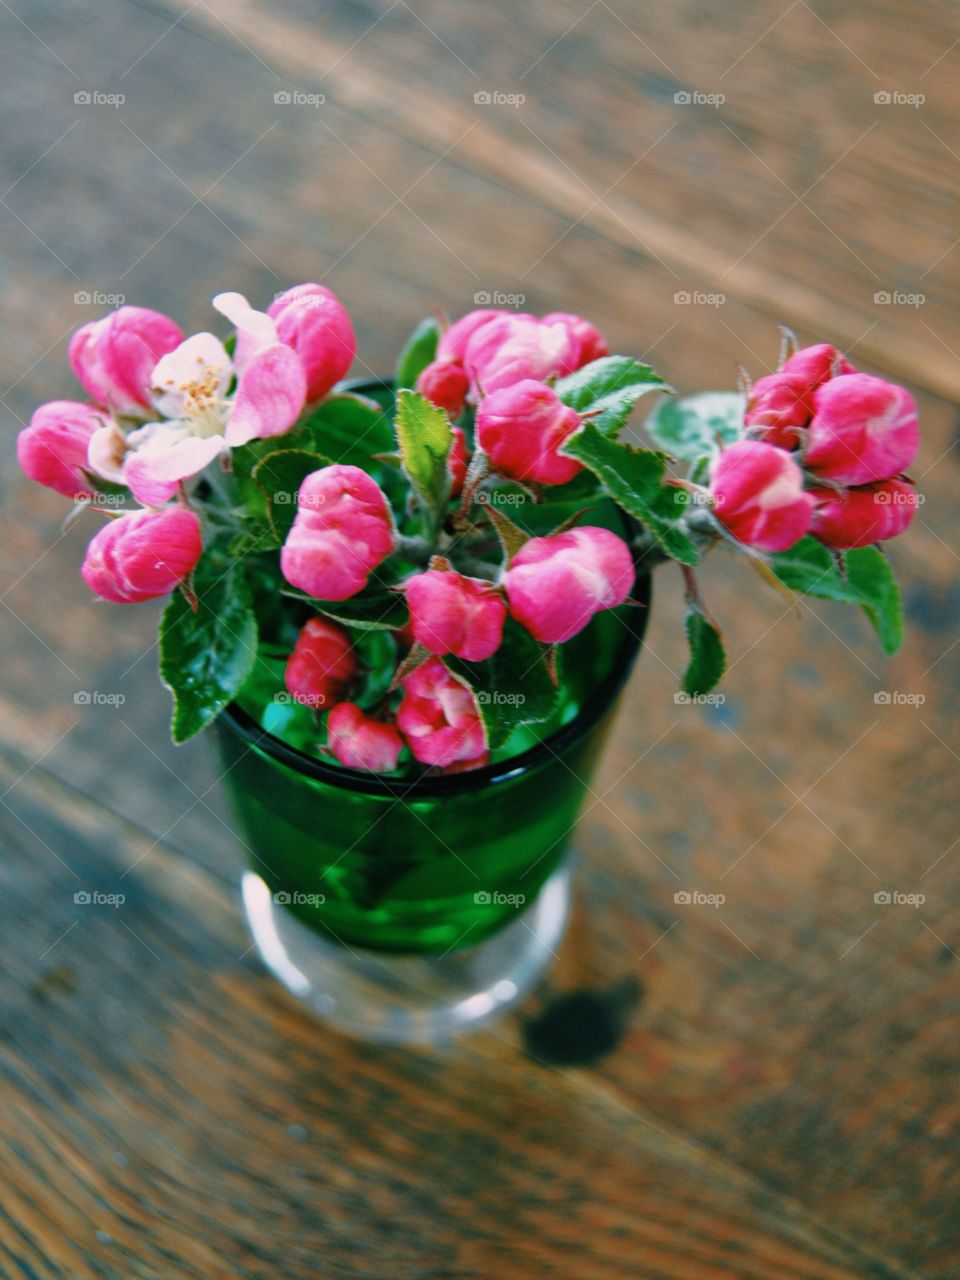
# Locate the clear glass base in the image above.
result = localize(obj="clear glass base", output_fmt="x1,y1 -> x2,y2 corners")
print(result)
241,863 -> 571,1045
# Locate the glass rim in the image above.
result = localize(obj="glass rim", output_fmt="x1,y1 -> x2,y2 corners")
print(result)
218,376 -> 652,799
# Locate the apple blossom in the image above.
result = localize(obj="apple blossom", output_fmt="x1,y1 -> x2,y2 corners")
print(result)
17,400 -> 106,499
504,527 -> 634,644
69,306 -> 184,416
464,314 -> 579,395
267,283 -> 356,402
803,373 -> 919,486
542,311 -> 608,370
710,441 -> 814,552
81,507 -> 202,604
436,309 -> 502,363
415,359 -> 470,417
285,617 -> 358,709
744,372 -> 814,448
396,658 -> 486,767
326,703 -> 403,772
780,342 -> 854,394
810,479 -> 919,549
405,568 -> 506,661
476,379 -> 583,486
280,464 -> 395,600
114,294 -> 307,507
448,426 -> 469,496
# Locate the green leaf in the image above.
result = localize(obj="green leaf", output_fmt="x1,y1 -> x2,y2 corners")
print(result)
395,315 -> 440,390
279,584 -> 408,632
769,536 -> 903,655
682,609 -> 726,697
646,391 -> 745,462
296,393 -> 394,466
251,447 -> 331,542
555,356 -> 670,436
845,545 -> 903,656
395,389 -> 453,508
480,498 -> 530,564
159,556 -> 258,744
445,618 -> 558,749
562,424 -> 699,565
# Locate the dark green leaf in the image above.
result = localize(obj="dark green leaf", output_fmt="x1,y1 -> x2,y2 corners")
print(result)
555,356 -> 670,436
682,609 -> 726,697
646,391 -> 745,462
479,498 -> 530,564
159,556 -> 258,744
296,393 -> 394,466
395,315 -> 440,390
251,447 -> 331,542
563,424 -> 699,565
395,389 -> 453,508
279,584 -> 408,632
769,536 -> 903,655
445,617 -> 558,749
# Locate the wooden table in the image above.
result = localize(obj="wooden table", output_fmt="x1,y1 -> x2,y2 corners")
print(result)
2,2 -> 958,1275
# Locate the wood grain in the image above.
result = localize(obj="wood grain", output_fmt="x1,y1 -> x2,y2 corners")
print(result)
1,0 -> 958,1276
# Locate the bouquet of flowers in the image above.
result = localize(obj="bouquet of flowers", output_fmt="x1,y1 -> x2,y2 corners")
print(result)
18,287 -> 920,775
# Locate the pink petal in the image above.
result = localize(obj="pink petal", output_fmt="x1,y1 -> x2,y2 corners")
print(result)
226,343 -> 307,445
126,433 -> 225,506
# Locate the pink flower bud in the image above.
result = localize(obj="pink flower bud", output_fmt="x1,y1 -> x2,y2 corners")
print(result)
780,342 -> 854,393
541,311 -> 608,371
280,464 -> 395,601
710,441 -> 815,552
405,568 -> 506,661
803,373 -> 919,485
326,702 -> 403,772
743,372 -> 814,448
267,283 -> 356,402
17,400 -> 106,499
285,617 -> 358,710
504,527 -> 634,644
465,314 -> 578,395
81,507 -> 202,604
415,359 -> 470,417
448,426 -> 469,497
396,658 -> 486,767
69,306 -> 184,415
436,309 -> 502,363
810,479 -> 919,549
476,379 -> 583,486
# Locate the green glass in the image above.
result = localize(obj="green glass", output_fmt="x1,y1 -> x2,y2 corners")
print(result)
215,575 -> 648,955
